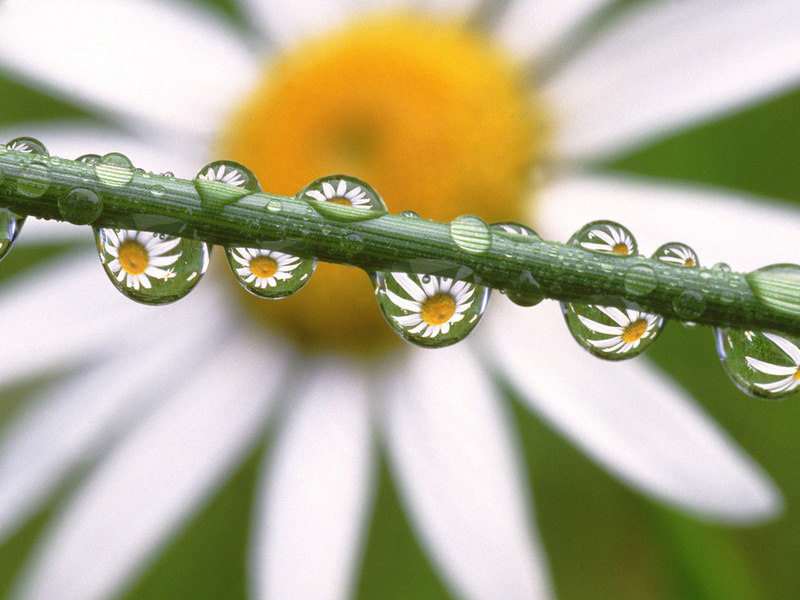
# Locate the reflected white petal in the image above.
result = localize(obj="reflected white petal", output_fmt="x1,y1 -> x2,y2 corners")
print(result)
382,344 -> 553,600
484,299 -> 781,523
252,358 -> 375,600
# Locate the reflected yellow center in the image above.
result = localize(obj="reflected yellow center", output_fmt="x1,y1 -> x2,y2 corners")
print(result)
421,292 -> 457,326
621,319 -> 648,344
250,255 -> 279,279
793,368 -> 800,381
218,14 -> 547,354
685,258 -> 695,266
118,240 -> 149,276
612,243 -> 630,255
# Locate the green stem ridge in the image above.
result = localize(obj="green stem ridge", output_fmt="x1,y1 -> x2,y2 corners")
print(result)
0,145 -> 797,337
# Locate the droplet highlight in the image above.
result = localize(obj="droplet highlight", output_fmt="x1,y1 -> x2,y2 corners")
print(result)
562,303 -> 664,360
375,272 -> 491,348
225,246 -> 316,299
301,175 -> 387,221
94,228 -> 210,305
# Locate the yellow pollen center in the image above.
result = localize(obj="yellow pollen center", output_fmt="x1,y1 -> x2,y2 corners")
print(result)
420,292 -> 457,326
793,368 -> 800,381
250,256 -> 279,279
329,197 -> 352,206
118,240 -> 149,276
621,319 -> 648,344
685,258 -> 695,266
612,243 -> 630,255
217,14 -> 547,354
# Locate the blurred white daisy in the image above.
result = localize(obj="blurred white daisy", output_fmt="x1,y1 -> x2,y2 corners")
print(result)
1,1 -> 800,600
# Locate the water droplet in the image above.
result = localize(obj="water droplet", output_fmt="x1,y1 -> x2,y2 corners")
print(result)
450,215 -> 492,255
715,328 -> 800,399
571,221 -> 637,256
59,187 -> 103,225
16,163 -> 51,198
267,199 -> 283,213
94,228 -> 210,305
746,263 -> 800,317
375,272 -> 491,348
623,264 -> 658,297
151,185 -> 166,197
76,154 -> 101,164
161,171 -> 175,178
713,262 -> 732,273
653,242 -> 699,267
399,210 -> 421,218
504,270 -> 545,307
490,221 -> 540,239
94,153 -> 135,187
194,160 -> 261,211
562,302 -> 664,360
343,233 -> 365,252
0,209 -> 25,262
6,137 -> 48,156
301,175 -> 387,221
225,246 -> 316,299
672,289 -> 706,319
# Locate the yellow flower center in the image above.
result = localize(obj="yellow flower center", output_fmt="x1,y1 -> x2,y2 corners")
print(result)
792,368 -> 800,381
217,13 -> 547,354
684,258 -> 695,266
621,318 -> 648,344
420,292 -> 458,326
612,243 -> 630,255
250,255 -> 279,279
118,240 -> 149,276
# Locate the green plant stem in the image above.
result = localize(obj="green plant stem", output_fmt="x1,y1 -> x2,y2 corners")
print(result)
0,146 -> 797,336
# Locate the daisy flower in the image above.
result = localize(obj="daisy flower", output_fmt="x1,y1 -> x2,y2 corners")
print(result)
577,222 -> 636,255
746,333 -> 800,395
386,273 -> 476,338
654,242 -> 699,267
231,247 -> 303,289
99,229 -> 182,291
575,306 -> 663,355
197,163 -> 249,187
1,1 -> 800,600
305,178 -> 371,209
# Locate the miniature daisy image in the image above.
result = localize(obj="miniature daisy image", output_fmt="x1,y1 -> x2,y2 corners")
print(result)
578,223 -> 637,256
746,333 -> 800,395
197,163 -> 249,187
305,179 -> 371,208
655,243 -> 699,266
230,247 -> 302,289
100,229 -> 181,291
386,273 -> 476,338
576,306 -> 664,356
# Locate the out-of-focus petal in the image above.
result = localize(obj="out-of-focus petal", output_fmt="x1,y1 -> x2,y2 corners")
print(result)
0,286 -> 232,542
10,329 -> 291,600
484,299 -> 781,524
381,344 -> 553,600
534,174 -> 800,270
545,0 -> 800,161
252,358 -> 375,600
0,0 -> 259,141
421,0 -> 482,19
496,0 -> 614,63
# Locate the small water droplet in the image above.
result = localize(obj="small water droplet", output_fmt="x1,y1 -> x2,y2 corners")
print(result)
653,242 -> 698,267
267,199 -> 283,213
0,209 -> 25,262
672,289 -> 706,319
562,302 -> 664,360
161,171 -> 175,178
6,137 -> 48,156
490,221 -> 540,239
301,175 -> 387,221
571,221 -> 637,256
450,215 -> 492,255
59,187 -> 103,225
194,160 -> 261,211
715,328 -> 800,399
94,228 -> 210,305
151,185 -> 166,197
399,210 -> 421,218
343,233 -> 364,252
225,246 -> 316,299
76,154 -> 101,164
375,272 -> 491,348
623,264 -> 658,297
504,270 -> 545,307
94,153 -> 135,187
16,163 -> 51,198
713,262 -> 732,273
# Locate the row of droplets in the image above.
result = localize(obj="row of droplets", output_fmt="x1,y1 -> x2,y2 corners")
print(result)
1,137 -> 798,401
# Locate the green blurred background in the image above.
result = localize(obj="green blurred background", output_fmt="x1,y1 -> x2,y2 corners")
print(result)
2,0 -> 800,598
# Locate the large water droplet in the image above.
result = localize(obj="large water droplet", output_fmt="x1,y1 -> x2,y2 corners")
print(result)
94,228 -> 210,305
375,272 -> 490,348
623,264 -> 658,297
59,187 -> 103,225
715,328 -> 800,399
16,163 -> 51,198
450,215 -> 492,255
194,160 -> 261,211
6,137 -> 48,156
302,175 -> 387,221
0,209 -> 25,263
94,153 -> 135,187
653,242 -> 699,267
571,221 -> 637,256
672,289 -> 706,319
225,246 -> 316,299
562,302 -> 664,360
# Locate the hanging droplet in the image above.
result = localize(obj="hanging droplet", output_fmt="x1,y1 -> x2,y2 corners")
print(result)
59,187 -> 103,225
570,221 -> 637,256
301,175 -> 387,221
194,160 -> 261,211
6,137 -> 48,156
94,153 -> 135,187
653,242 -> 699,267
0,209 -> 25,263
715,328 -> 800,399
225,246 -> 316,299
375,272 -> 491,348
450,214 -> 492,255
94,228 -> 210,305
562,302 -> 664,360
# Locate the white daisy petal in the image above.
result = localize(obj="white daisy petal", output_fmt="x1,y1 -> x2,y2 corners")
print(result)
576,314 -> 623,337
391,272 -> 428,303
239,0 -> 351,48
762,333 -> 800,365
11,329 -> 291,600
535,174 -> 800,270
546,0 -> 800,160
422,0 -> 482,19
485,299 -> 781,523
0,0 -> 259,140
253,359 -> 375,600
745,357 -> 798,378
382,345 -> 553,600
